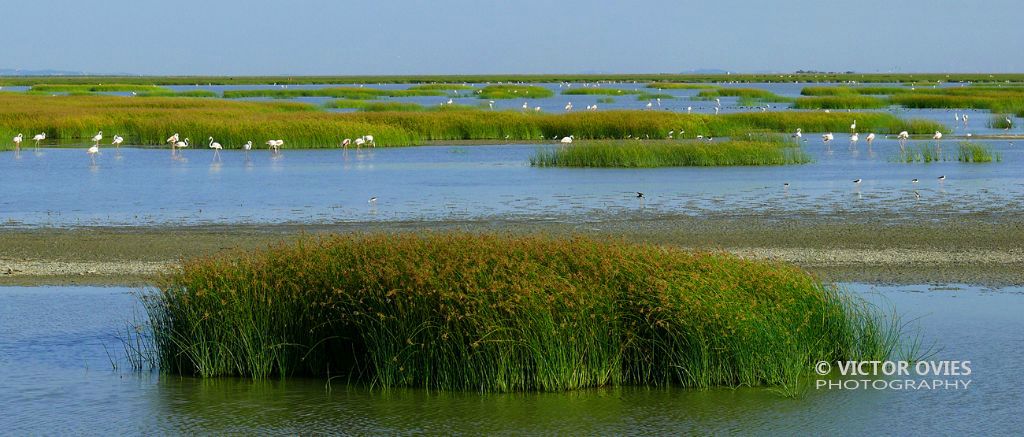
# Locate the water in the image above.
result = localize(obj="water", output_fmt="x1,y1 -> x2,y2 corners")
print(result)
2,137 -> 1022,227
1,284 -> 1020,433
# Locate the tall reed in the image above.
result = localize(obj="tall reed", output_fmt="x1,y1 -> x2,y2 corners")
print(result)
530,140 -> 810,167
145,233 -> 902,392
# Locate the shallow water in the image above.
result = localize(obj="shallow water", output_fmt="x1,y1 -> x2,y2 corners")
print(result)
1,138 -> 1022,227
1,284 -> 1020,433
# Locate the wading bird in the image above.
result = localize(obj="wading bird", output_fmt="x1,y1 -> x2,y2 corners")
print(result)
1005,116 -> 1013,130
850,120 -> 857,131
87,144 -> 100,163
636,192 -> 644,198
173,138 -> 190,151
166,133 -> 179,147
933,131 -> 943,141
911,178 -> 919,183
853,178 -> 862,184
368,196 -> 377,204
792,128 -> 802,139
522,101 -> 528,110
91,131 -> 103,146
686,106 -> 692,114
354,137 -> 366,148
364,135 -> 375,147
32,132 -> 46,149
560,135 -> 574,144
12,133 -> 23,150
866,133 -> 876,145
208,137 -> 222,160
822,132 -> 834,144
850,132 -> 859,145
645,101 -> 653,110
112,135 -> 124,150
341,138 -> 351,148
938,175 -> 946,181
266,139 -> 284,152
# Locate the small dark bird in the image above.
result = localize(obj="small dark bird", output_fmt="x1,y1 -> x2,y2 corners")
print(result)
914,191 -> 921,199
853,179 -> 862,184
783,182 -> 790,187
636,192 -> 644,198
368,197 -> 378,204
911,178 -> 919,183
938,175 -> 946,181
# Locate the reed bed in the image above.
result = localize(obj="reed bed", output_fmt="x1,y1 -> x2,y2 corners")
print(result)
956,142 -> 1000,163
597,97 -> 615,103
562,88 -> 643,95
635,92 -> 674,101
696,88 -> 792,103
135,90 -> 219,98
531,139 -> 810,167
145,233 -> 900,392
800,86 -> 911,96
29,84 -> 171,93
222,87 -> 446,100
988,114 -> 1014,129
792,96 -> 890,109
476,85 -> 554,99
407,84 -> 476,91
0,94 -> 945,150
646,83 -> 721,90
325,100 -> 426,112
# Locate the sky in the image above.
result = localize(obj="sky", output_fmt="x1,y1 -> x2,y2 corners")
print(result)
5,0 -> 1022,75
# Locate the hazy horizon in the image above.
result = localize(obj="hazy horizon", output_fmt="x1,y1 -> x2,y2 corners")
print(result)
6,0 -> 1022,75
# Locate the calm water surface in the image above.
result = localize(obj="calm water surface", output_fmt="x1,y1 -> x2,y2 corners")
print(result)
1,284 -> 1020,433
2,138 -> 1022,227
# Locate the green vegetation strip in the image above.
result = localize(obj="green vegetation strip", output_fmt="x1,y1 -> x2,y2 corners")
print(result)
531,140 -> 810,167
792,96 -> 890,109
146,233 -> 899,392
895,142 -> 1000,163
0,94 -> 946,150
222,86 -> 446,100
476,85 -> 554,99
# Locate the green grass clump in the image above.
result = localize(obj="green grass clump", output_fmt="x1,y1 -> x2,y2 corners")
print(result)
29,84 -> 170,93
646,83 -> 721,90
476,85 -> 554,99
636,92 -> 674,101
697,88 -> 792,103
562,88 -> 642,96
145,233 -> 900,392
793,96 -> 890,109
134,90 -> 218,98
895,144 -> 947,163
597,97 -> 615,103
800,86 -> 909,96
407,84 -> 475,91
326,100 -> 425,112
988,114 -> 1014,129
957,142 -> 1000,163
222,87 -> 446,100
531,139 -> 810,167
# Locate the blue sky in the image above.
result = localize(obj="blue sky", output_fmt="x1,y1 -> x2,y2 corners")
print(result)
6,0 -> 1022,75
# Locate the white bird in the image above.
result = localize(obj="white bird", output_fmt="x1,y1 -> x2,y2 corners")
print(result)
645,101 -> 653,109
87,144 -> 100,163
266,139 -> 284,151
792,128 -> 802,139
560,135 -> 574,144
341,138 -> 352,148
488,100 -> 495,110
1005,116 -> 1013,130
714,107 -> 720,115
13,133 -> 23,150
686,106 -> 692,114
522,101 -> 529,110
368,196 -> 378,204
822,132 -> 834,144
938,175 -> 946,181
166,133 -> 179,145
364,135 -> 375,146
243,140 -> 252,151
850,120 -> 857,131
715,97 -> 721,107
565,102 -> 573,111
866,133 -> 876,144
853,178 -> 862,184
112,135 -> 124,149
32,132 -> 46,149
933,131 -> 943,140
446,98 -> 454,105
91,131 -> 103,146
208,137 -> 222,159
954,112 -> 960,122
897,131 -> 910,140
173,138 -> 190,151
354,137 -> 366,148
534,106 -> 541,112
850,132 -> 859,144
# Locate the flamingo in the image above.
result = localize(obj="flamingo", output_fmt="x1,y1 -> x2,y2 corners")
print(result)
341,138 -> 352,148
1005,116 -> 1013,130
850,132 -> 859,145
32,132 -> 46,149
173,138 -> 190,151
714,107 -> 720,115
364,135 -> 375,147
354,137 -> 366,148
715,98 -> 721,107
488,100 -> 495,110
933,131 -> 943,141
166,133 -> 179,145
822,132 -> 834,144
112,135 -> 124,149
87,144 -> 100,163
266,139 -> 284,151
645,101 -> 653,110
792,128 -> 802,139
208,137 -> 222,160
534,106 -> 541,112
850,120 -> 857,131
866,133 -> 876,145
897,131 -> 910,149
686,106 -> 692,114
91,131 -> 103,146
564,102 -> 573,111
522,101 -> 529,110
560,135 -> 574,144
12,133 -> 23,150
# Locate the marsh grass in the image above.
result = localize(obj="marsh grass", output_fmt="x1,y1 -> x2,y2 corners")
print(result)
476,85 -> 554,99
635,92 -> 674,101
222,87 -> 446,100
530,139 -> 810,167
646,83 -> 721,90
597,97 -> 615,103
325,100 -> 425,112
145,233 -> 902,392
407,84 -> 475,91
0,94 -> 946,150
29,84 -> 170,93
562,88 -> 642,95
135,90 -> 219,98
988,114 -> 1014,129
697,88 -> 793,103
793,96 -> 890,109
957,142 -> 1000,163
895,145 -> 946,163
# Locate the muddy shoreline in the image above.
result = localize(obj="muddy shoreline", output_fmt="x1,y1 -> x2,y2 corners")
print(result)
2,215 -> 1022,287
